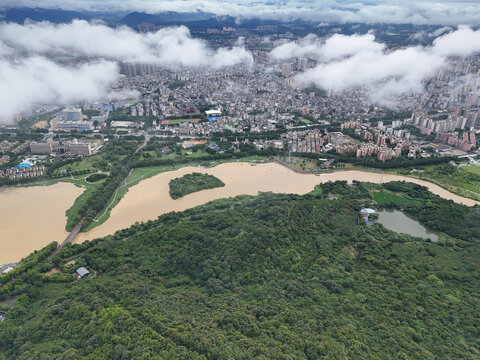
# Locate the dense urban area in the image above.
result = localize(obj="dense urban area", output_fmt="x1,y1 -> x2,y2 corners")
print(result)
2,22 -> 479,180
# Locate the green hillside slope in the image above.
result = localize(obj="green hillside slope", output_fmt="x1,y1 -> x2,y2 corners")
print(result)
0,182 -> 479,359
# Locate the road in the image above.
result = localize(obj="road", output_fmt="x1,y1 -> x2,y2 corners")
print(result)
49,222 -> 82,258
50,134 -> 151,254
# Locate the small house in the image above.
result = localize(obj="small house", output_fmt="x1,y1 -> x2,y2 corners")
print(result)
75,267 -> 90,280
360,208 -> 376,224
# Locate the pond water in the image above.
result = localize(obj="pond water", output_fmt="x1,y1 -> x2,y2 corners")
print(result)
377,209 -> 439,241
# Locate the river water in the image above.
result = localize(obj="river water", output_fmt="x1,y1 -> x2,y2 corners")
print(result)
1,162 -> 477,264
0,182 -> 83,265
377,209 -> 439,241
75,162 -> 478,243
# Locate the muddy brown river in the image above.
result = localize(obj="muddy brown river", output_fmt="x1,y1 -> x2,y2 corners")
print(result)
0,182 -> 83,265
1,162 -> 478,264
75,162 -> 479,243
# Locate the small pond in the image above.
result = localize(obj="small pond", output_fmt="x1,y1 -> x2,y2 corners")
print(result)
377,209 -> 438,242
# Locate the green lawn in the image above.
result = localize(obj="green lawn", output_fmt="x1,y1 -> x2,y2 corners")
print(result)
52,156 -> 105,175
373,190 -> 421,206
309,184 -> 323,196
388,163 -> 480,202
182,149 -> 212,158
64,181 -> 102,231
463,165 -> 480,176
167,118 -> 199,125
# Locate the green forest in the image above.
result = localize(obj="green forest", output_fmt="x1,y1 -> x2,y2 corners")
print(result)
0,181 -> 479,359
169,172 -> 225,199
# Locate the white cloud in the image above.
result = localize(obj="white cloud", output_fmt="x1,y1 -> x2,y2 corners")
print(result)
276,27 -> 480,105
270,33 -> 384,61
0,20 -> 253,122
431,26 -> 480,57
0,20 -> 253,68
2,1 -> 480,25
0,57 -> 135,123
0,42 -> 12,56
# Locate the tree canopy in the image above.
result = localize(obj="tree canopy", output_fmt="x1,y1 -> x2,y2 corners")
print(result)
0,182 -> 479,359
169,172 -> 225,199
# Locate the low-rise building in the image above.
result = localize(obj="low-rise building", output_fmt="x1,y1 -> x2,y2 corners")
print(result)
30,139 -> 100,155
75,267 -> 90,280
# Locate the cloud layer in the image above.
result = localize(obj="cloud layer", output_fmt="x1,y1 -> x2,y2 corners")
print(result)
271,33 -> 385,62
0,21 -> 253,122
1,16 -> 479,122
272,27 -> 480,105
0,58 -> 134,122
0,20 -> 253,67
3,0 -> 480,26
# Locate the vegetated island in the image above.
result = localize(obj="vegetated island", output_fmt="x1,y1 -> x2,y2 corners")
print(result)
169,172 -> 225,199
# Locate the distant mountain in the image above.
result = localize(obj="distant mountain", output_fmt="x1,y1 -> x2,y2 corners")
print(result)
118,12 -> 162,26
118,11 -> 215,27
0,7 -> 131,24
0,7 -> 91,23
0,7 -> 444,47
185,15 -> 238,30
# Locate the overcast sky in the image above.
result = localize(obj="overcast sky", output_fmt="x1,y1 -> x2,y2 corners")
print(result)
2,0 -> 480,26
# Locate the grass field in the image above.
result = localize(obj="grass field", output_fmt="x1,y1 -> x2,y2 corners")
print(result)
64,181 -> 102,231
387,164 -> 480,202
373,190 -> 421,206
139,149 -> 212,161
182,149 -> 213,158
163,118 -> 200,125
52,156 -> 105,175
309,185 -> 323,196
60,173 -> 108,230
463,165 -> 480,176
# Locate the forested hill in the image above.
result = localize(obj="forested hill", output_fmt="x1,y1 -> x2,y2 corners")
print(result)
0,182 -> 479,359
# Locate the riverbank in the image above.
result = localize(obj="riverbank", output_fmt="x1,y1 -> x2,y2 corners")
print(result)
385,164 -> 480,202
2,161 -> 479,265
6,155 -> 480,233
74,162 -> 479,244
82,155 -> 270,231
